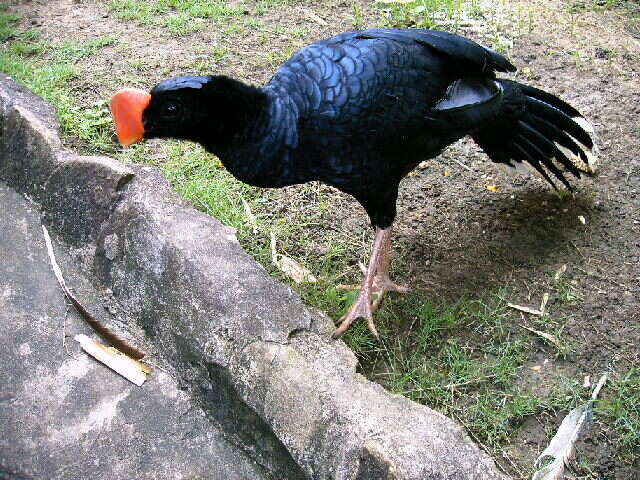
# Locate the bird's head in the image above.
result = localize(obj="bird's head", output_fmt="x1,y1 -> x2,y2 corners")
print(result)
110,75 -> 222,146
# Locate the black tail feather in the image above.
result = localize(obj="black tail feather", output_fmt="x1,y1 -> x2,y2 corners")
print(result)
518,83 -> 582,118
472,79 -> 597,189
525,97 -> 593,149
524,113 -> 589,165
511,141 -> 558,188
518,120 -> 581,178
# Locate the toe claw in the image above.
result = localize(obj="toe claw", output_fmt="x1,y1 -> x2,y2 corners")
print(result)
366,316 -> 380,341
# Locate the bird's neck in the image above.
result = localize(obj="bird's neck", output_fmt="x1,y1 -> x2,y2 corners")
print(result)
192,76 -> 269,154
193,79 -> 303,188
190,77 -> 299,187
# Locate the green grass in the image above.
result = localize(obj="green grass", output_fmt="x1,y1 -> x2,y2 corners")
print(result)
0,11 -> 117,151
108,0 -> 247,33
376,0 -> 482,30
54,35 -> 118,62
164,13 -> 204,36
598,369 -> 640,461
0,8 -> 19,41
255,0 -> 290,15
374,0 -> 523,55
108,0 -> 166,24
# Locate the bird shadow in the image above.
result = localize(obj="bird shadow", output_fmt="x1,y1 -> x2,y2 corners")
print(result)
396,189 -> 600,301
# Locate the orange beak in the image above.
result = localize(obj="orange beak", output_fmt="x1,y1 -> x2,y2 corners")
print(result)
110,88 -> 151,146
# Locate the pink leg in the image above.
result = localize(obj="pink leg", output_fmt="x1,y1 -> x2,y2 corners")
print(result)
370,229 -> 409,310
332,226 -> 409,340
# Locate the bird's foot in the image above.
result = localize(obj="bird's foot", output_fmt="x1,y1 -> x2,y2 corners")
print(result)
338,275 -> 410,304
332,289 -> 378,340
333,275 -> 410,340
370,275 -> 410,310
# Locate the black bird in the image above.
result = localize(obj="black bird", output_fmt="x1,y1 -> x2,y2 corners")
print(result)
111,28 -> 597,339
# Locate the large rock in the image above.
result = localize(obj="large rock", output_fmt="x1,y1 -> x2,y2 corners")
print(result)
0,73 -> 511,479
0,180 -> 270,480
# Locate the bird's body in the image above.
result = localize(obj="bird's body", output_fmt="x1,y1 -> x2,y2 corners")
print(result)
112,28 -> 597,338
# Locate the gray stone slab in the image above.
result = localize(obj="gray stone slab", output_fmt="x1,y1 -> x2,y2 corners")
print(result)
0,181 -> 270,480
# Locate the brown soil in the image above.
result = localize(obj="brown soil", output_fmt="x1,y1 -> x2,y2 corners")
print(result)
8,0 -> 639,478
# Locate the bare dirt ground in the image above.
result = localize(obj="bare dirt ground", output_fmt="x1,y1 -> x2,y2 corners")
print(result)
7,0 -> 639,478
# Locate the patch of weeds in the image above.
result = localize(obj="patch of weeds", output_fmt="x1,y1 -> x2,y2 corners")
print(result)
173,0 -> 246,19
0,9 -> 40,43
527,312 -> 577,359
470,293 -> 514,339
164,13 -> 204,36
544,377 -> 591,412
0,8 -> 19,41
554,278 -> 583,306
352,2 -> 364,30
342,320 -> 385,358
289,27 -> 307,39
54,35 -> 118,63
332,291 -> 597,455
413,297 -> 460,341
8,39 -> 46,56
262,49 -> 294,68
108,0 -> 165,24
255,0 -> 289,15
485,338 -> 527,386
597,369 -> 640,461
245,17 -> 264,29
224,23 -> 243,36
377,0 -> 471,31
0,16 -> 118,151
110,0 -> 245,31
128,57 -> 147,71
568,0 -> 640,37
211,46 -> 229,63
465,391 -> 541,448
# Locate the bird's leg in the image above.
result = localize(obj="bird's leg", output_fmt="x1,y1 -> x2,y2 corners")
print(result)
370,227 -> 410,311
332,226 -> 409,339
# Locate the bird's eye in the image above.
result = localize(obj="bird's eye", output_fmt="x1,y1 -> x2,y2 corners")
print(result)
162,102 -> 182,118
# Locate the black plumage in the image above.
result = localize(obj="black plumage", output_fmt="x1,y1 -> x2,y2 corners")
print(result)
131,28 -> 597,337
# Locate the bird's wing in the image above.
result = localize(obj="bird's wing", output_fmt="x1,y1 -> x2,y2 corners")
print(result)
352,28 -> 515,74
265,29 -> 514,144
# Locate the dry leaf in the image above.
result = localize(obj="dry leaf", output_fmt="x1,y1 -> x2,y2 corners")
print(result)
75,334 -> 150,386
240,197 -> 257,234
521,325 -> 560,348
486,185 -> 500,192
43,225 -> 144,359
578,215 -> 586,225
508,302 -> 543,316
270,232 -> 317,283
444,169 -> 452,177
540,293 -> 550,315
532,374 -> 607,480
